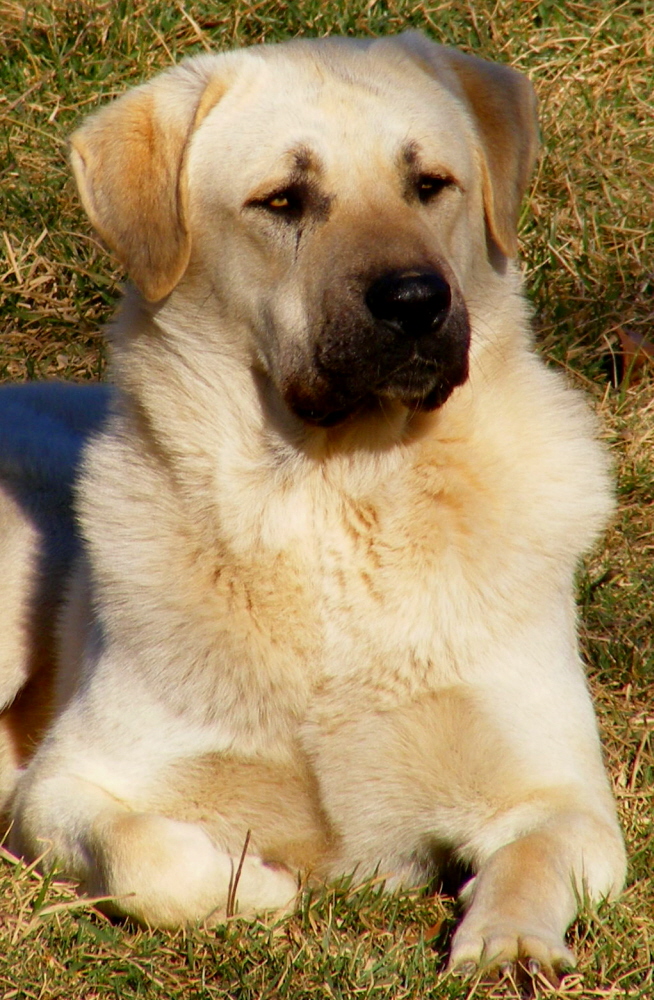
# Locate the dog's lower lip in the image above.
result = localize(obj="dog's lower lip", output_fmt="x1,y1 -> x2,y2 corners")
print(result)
290,361 -> 452,426
374,360 -> 444,394
294,384 -> 444,427
380,357 -> 440,381
290,396 -> 366,427
303,406 -> 360,427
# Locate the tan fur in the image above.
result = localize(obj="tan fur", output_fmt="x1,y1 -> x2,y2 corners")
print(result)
0,32 -> 624,980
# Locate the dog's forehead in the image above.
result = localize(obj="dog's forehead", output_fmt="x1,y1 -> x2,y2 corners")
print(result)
191,46 -> 476,190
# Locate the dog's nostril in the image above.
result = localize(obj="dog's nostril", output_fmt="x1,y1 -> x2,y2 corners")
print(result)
365,272 -> 451,335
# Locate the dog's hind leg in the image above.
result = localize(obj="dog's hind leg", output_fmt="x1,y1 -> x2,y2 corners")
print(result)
0,383 -> 112,811
91,809 -> 300,925
11,768 -> 300,926
9,573 -> 312,927
0,487 -> 41,806
0,488 -> 39,714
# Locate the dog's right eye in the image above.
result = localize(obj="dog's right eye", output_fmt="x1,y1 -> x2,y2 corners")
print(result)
250,187 -> 304,221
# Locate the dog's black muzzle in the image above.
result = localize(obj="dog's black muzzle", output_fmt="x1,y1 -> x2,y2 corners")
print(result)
285,268 -> 470,427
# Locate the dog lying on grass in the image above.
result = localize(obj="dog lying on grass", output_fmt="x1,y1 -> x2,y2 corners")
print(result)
0,32 -> 625,981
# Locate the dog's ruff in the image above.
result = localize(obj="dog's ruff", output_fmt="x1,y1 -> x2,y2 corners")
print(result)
0,33 -> 625,978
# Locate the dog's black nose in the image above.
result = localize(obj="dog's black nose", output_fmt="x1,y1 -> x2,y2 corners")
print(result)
365,271 -> 451,337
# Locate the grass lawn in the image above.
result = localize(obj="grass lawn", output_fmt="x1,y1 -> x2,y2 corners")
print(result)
1,1 -> 653,996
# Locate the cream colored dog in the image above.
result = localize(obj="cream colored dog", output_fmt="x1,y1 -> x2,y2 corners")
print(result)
0,32 -> 625,980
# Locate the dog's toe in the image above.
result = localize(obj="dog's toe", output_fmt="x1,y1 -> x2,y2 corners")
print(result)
448,922 -> 576,984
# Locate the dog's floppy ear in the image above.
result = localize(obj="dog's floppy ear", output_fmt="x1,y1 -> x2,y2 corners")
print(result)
70,58 -> 231,302
395,33 -> 539,257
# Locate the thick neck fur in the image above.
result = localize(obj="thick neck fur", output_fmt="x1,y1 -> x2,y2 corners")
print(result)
103,271 -> 587,562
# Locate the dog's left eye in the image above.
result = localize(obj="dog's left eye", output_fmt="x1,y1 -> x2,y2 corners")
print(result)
416,174 -> 454,203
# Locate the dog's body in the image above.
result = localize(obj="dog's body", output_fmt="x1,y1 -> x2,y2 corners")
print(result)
0,33 -> 625,977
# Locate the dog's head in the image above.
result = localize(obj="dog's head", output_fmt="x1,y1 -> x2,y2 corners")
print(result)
70,34 -> 538,427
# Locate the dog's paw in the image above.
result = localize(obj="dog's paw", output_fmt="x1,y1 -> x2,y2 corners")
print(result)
448,918 -> 576,984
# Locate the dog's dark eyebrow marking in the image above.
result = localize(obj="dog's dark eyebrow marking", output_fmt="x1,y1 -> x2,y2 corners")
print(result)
399,140 -> 458,202
293,146 -> 313,172
284,145 -> 332,222
402,141 -> 420,166
244,145 -> 331,224
399,141 -> 423,196
287,145 -> 321,175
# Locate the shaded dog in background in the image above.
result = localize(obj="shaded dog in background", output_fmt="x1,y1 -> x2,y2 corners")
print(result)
0,32 -> 625,981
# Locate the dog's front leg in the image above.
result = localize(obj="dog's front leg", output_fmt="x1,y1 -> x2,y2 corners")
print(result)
448,808 -> 622,981
304,675 -> 625,981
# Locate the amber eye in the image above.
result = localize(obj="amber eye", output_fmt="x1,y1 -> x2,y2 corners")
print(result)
416,174 -> 453,203
257,187 -> 304,218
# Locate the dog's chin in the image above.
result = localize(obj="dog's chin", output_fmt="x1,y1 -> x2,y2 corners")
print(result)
393,379 -> 467,413
285,394 -> 367,428
285,361 -> 469,428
